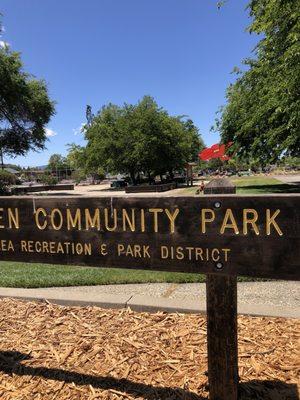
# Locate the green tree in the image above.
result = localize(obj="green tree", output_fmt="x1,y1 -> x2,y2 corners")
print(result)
66,143 -> 106,182
84,96 -> 204,183
66,143 -> 88,183
0,46 -> 55,167
47,154 -> 68,171
280,156 -> 300,169
215,0 -> 300,165
66,143 -> 86,170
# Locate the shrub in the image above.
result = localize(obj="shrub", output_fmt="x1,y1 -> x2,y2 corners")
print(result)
0,170 -> 17,195
71,170 -> 86,184
39,174 -> 58,185
96,167 -> 105,180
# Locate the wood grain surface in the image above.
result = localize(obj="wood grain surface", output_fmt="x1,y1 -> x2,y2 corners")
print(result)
0,195 -> 299,280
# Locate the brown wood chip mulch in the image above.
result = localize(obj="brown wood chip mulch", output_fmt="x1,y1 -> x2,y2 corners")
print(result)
0,298 -> 298,400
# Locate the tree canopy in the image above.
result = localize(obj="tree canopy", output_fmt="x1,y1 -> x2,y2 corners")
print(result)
0,46 -> 55,160
66,144 -> 86,170
83,96 -> 204,183
47,154 -> 68,171
215,0 -> 300,165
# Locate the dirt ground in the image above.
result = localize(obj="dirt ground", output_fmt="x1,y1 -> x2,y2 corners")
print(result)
0,299 -> 298,400
25,182 -> 203,197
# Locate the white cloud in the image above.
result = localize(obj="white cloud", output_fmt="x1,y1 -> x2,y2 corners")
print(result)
72,123 -> 86,135
0,40 -> 9,49
45,128 -> 57,137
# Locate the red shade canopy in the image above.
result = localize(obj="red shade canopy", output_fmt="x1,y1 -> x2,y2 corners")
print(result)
199,142 -> 233,161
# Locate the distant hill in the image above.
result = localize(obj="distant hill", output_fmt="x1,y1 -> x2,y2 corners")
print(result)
35,165 -> 48,170
1,164 -> 48,171
2,163 -> 22,171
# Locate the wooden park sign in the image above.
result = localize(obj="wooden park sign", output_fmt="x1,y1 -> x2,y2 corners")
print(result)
0,194 -> 299,280
0,182 -> 299,400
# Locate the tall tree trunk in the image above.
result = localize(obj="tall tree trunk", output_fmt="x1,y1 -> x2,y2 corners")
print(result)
130,171 -> 136,185
0,149 -> 4,170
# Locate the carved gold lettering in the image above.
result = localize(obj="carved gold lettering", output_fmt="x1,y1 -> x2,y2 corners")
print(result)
19,240 -> 92,255
20,240 -> 27,251
8,208 -> 19,229
35,241 -> 42,252
211,248 -> 220,261
165,208 -> 179,234
161,246 -> 168,259
27,241 -> 34,252
140,209 -> 145,232
104,208 -> 117,231
75,243 -> 83,254
49,241 -> 56,253
176,246 -> 184,260
42,241 -> 49,253
220,209 -> 239,234
195,247 -> 203,260
125,245 -> 134,257
67,209 -> 82,230
243,209 -> 259,235
133,244 -> 141,257
201,209 -> 215,233
143,245 -> 150,258
85,209 -> 100,230
51,208 -> 63,230
100,243 -> 107,255
266,209 -> 283,236
0,239 -> 14,251
159,245 -> 231,262
206,248 -> 210,260
0,208 -> 4,228
186,247 -> 194,260
35,208 -> 47,230
64,242 -> 71,253
222,248 -> 231,262
149,208 -> 163,232
116,243 -> 150,258
7,240 -> 14,251
84,243 -> 92,255
56,242 -> 64,253
170,246 -> 174,259
117,243 -> 125,255
122,209 -> 136,232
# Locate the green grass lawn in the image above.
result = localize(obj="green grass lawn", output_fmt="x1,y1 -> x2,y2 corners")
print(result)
233,176 -> 300,194
0,261 -> 206,288
183,176 -> 300,195
0,261 -> 262,288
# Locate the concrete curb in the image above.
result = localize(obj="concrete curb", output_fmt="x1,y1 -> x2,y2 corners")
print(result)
0,288 -> 299,318
0,288 -> 131,309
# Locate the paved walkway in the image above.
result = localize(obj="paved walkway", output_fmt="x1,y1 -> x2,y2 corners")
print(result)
273,174 -> 300,186
0,281 -> 299,318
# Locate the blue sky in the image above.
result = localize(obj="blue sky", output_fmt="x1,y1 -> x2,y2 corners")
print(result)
1,0 -> 259,167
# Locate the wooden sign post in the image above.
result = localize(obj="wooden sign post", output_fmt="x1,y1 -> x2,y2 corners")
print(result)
204,178 -> 238,400
0,195 -> 298,279
0,190 -> 299,400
